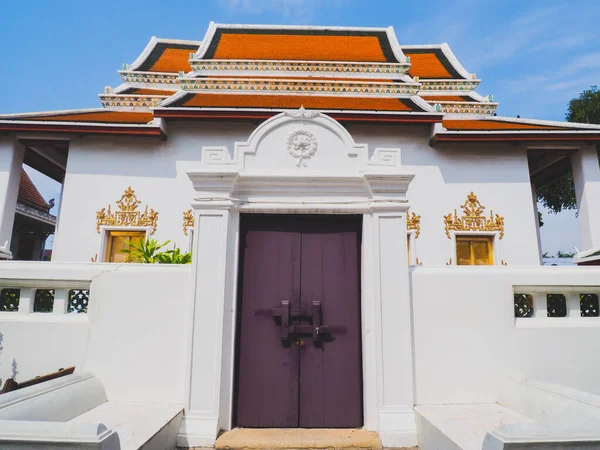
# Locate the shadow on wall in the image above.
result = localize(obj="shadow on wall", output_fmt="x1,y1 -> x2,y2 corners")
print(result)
0,332 -> 19,390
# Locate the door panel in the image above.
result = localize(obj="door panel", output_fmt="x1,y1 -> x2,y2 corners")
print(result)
235,216 -> 301,427
299,218 -> 363,428
234,215 -> 362,429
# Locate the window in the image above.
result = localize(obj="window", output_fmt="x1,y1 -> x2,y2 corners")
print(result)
104,230 -> 146,263
456,235 -> 494,265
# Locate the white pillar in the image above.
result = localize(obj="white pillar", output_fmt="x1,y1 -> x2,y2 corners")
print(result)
0,138 -> 24,259
571,147 -> 600,251
369,209 -> 417,448
178,172 -> 239,448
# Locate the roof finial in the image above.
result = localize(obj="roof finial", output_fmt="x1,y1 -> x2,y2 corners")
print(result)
405,56 -> 411,64
104,86 -> 111,94
122,63 -> 129,71
178,71 -> 185,78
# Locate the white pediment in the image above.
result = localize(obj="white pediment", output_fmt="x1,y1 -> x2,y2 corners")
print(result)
200,107 -> 401,174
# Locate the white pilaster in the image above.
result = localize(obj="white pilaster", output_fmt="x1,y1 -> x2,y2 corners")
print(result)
0,138 -> 25,259
370,209 -> 417,448
571,147 -> 600,251
178,172 -> 238,448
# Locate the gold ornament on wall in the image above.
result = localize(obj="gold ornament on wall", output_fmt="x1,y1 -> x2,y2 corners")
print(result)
183,209 -> 194,235
96,187 -> 158,234
443,192 -> 504,239
406,212 -> 421,238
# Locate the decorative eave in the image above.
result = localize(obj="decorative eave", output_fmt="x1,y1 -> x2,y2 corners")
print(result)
434,101 -> 498,115
402,44 -> 473,79
430,119 -> 600,145
119,70 -> 180,86
153,106 -> 444,124
15,202 -> 57,227
99,94 -> 168,109
195,22 -> 407,63
418,79 -> 480,91
178,77 -> 421,97
189,59 -> 411,80
0,119 -> 165,138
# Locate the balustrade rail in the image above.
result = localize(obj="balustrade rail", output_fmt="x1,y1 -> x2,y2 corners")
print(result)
514,286 -> 600,324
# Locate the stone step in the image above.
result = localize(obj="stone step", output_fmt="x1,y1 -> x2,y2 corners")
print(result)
211,428 -> 388,450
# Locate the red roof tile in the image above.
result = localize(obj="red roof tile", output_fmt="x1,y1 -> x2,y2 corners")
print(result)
18,170 -> 50,211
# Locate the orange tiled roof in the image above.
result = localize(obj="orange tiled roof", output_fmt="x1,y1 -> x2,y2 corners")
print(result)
18,170 -> 49,211
213,35 -> 386,62
133,41 -> 200,73
171,93 -> 425,112
443,119 -> 565,131
23,111 -> 155,124
402,47 -> 468,79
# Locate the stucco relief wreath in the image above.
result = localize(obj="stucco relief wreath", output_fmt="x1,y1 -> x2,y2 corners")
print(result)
287,129 -> 318,167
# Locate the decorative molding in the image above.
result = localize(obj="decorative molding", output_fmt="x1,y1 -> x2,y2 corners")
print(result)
15,202 -> 57,227
443,192 -> 504,239
189,59 -> 410,77
179,78 -> 420,97
96,187 -> 158,234
419,79 -> 480,91
287,129 -> 318,167
435,102 -> 498,115
99,94 -> 167,108
285,105 -> 319,119
183,209 -> 194,235
406,212 -> 421,238
119,71 -> 180,85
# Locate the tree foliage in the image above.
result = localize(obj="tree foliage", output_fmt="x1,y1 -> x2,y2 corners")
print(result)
536,86 -> 600,215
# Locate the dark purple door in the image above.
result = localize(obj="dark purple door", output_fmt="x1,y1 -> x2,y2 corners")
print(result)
235,215 -> 362,428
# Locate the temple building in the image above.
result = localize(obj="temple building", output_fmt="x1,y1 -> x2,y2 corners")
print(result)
1,23 -> 600,450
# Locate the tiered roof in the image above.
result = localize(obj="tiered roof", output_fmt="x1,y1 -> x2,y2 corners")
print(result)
1,22 -> 600,142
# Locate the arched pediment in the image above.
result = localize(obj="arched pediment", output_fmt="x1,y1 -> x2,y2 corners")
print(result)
200,107 -> 401,174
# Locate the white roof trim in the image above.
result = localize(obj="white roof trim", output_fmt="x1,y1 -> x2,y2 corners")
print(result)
128,37 -> 202,71
153,106 -> 442,117
0,119 -> 158,128
385,26 -> 407,63
0,108 -> 108,119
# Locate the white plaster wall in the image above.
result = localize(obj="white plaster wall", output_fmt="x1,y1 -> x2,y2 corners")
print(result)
83,264 -> 191,404
53,121 -> 541,265
52,122 -> 255,262
349,125 -> 541,266
0,262 -> 191,405
411,266 -> 600,405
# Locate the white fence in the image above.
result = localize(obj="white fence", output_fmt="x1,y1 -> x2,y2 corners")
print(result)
0,262 -> 191,404
410,266 -> 600,406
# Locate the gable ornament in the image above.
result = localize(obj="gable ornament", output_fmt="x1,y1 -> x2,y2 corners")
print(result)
96,187 -> 158,234
183,209 -> 194,235
407,212 -> 421,238
443,191 -> 504,239
285,105 -> 319,119
287,128 -> 318,167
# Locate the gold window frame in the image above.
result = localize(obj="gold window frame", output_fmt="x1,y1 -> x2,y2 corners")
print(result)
101,227 -> 148,263
455,234 -> 495,266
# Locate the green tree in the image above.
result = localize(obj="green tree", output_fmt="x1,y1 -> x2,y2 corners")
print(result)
536,86 -> 600,215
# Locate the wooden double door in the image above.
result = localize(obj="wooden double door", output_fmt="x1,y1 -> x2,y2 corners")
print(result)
234,214 -> 363,428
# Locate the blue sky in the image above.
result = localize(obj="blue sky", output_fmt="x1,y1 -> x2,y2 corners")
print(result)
2,0 -> 597,255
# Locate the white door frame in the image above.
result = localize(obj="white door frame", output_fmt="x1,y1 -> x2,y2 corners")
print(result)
177,109 -> 418,449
